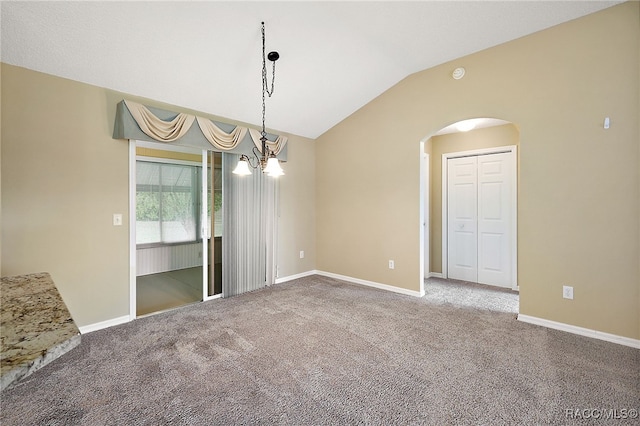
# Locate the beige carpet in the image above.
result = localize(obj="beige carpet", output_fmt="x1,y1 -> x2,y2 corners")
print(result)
424,276 -> 519,313
1,275 -> 637,425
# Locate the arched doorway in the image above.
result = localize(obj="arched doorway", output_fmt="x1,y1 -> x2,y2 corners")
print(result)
421,118 -> 520,309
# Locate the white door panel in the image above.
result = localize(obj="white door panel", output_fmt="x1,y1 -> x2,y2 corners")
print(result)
447,157 -> 478,282
479,233 -> 503,270
447,151 -> 514,288
478,153 -> 512,287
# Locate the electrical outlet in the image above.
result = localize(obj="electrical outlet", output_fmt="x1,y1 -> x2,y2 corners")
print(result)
299,250 -> 305,259
388,260 -> 395,270
563,285 -> 573,300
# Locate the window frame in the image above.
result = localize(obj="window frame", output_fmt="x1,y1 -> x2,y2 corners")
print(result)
135,155 -> 203,248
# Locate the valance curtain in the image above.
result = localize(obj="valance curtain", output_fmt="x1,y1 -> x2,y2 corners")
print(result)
113,100 -> 288,158
197,116 -> 247,150
222,153 -> 278,297
126,100 -> 195,142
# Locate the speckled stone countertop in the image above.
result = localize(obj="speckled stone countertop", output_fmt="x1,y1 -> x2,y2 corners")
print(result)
1,272 -> 81,391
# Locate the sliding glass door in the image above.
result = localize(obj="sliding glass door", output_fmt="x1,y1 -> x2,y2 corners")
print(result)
129,139 -> 279,317
133,142 -> 222,317
205,151 -> 223,300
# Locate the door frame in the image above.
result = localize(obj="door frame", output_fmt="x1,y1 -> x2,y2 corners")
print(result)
419,145 -> 429,294
441,145 -> 518,290
128,140 -> 216,320
201,151 -> 222,302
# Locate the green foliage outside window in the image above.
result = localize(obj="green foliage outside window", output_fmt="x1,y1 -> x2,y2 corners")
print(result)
214,192 -> 222,212
136,191 -> 159,221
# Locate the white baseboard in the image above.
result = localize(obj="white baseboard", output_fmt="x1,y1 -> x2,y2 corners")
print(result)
316,270 -> 424,298
427,272 -> 444,279
78,315 -> 130,334
517,314 -> 640,349
274,270 -> 317,284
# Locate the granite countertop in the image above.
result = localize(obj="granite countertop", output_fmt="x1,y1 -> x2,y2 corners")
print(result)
1,272 -> 81,391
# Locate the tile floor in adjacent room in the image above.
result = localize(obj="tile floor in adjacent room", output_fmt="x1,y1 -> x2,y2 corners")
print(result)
136,267 -> 203,316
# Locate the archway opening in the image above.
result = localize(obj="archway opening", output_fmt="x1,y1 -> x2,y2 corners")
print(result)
421,117 -> 520,312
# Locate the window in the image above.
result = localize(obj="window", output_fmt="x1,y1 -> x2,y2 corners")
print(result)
136,160 -> 200,245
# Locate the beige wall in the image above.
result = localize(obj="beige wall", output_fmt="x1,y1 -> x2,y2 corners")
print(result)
316,3 -> 639,339
1,65 -> 130,326
278,136 -> 316,277
429,124 -> 520,273
0,62 -> 3,274
1,64 -> 316,327
136,147 -> 202,162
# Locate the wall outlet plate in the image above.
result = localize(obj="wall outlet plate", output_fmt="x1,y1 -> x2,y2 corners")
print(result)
389,260 -> 395,269
563,285 -> 573,300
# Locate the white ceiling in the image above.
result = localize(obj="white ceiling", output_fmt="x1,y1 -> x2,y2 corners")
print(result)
1,1 -> 622,139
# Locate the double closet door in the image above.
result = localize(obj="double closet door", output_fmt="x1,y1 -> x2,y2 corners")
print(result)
447,151 -> 515,288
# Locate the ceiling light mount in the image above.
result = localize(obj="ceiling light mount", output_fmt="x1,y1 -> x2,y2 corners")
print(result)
267,51 -> 280,62
452,67 -> 466,80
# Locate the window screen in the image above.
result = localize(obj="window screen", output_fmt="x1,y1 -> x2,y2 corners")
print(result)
136,161 -> 199,245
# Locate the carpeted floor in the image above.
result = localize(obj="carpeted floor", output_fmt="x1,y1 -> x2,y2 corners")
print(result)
424,277 -> 519,313
1,275 -> 638,425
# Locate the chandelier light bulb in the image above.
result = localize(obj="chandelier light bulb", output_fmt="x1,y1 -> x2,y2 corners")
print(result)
232,156 -> 252,175
264,155 -> 284,177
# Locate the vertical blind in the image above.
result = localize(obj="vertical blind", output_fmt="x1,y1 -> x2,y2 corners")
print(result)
222,153 -> 278,297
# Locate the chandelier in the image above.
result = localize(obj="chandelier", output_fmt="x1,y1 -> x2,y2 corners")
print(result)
233,22 -> 284,177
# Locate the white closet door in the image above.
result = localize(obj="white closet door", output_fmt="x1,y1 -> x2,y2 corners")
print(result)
447,157 -> 478,282
477,152 -> 512,287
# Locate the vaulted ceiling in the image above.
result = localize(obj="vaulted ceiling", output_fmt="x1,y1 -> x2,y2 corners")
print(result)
1,1 -> 622,139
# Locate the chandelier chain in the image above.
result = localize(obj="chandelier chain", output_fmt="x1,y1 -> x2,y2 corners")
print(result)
261,22 -> 276,138
232,22 -> 284,177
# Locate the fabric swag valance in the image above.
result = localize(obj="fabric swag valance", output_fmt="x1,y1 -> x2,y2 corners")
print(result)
113,100 -> 288,159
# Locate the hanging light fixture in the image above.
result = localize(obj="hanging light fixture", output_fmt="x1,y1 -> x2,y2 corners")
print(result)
233,21 -> 284,177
